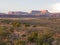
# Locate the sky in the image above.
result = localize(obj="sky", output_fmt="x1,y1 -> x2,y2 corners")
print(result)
0,0 -> 60,13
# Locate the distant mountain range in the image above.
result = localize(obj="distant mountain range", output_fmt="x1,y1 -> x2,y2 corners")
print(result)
0,10 -> 60,18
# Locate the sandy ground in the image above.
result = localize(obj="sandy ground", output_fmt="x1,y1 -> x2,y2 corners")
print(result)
0,18 -> 39,20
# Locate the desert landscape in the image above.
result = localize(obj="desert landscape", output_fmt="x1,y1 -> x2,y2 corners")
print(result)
0,17 -> 60,45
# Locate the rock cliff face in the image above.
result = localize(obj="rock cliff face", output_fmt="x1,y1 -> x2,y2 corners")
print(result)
40,10 -> 49,14
8,11 -> 28,15
30,10 -> 49,15
30,10 -> 41,15
0,10 -> 60,18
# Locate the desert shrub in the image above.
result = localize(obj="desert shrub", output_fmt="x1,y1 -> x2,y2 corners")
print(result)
12,21 -> 21,27
17,41 -> 26,45
24,23 -> 30,27
27,32 -> 38,42
21,34 -> 26,37
33,25 -> 37,27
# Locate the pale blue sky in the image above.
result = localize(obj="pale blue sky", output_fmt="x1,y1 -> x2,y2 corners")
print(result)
0,0 -> 60,13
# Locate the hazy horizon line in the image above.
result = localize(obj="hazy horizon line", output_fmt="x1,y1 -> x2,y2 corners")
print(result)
0,10 -> 60,13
